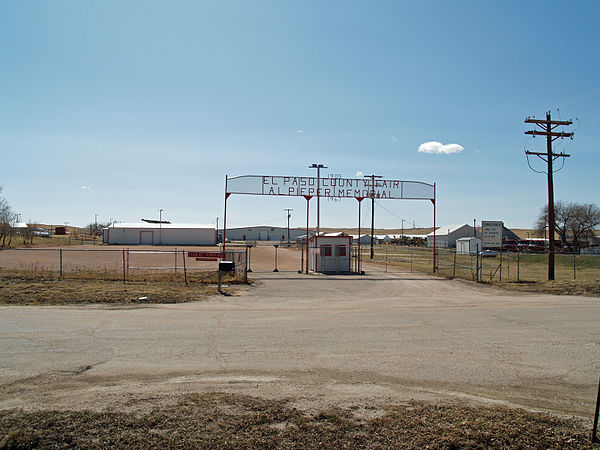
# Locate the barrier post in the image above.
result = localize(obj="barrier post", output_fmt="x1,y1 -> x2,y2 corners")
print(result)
122,249 -> 126,284
59,249 -> 63,278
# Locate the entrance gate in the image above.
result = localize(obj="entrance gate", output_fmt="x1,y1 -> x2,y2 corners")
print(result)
223,174 -> 437,273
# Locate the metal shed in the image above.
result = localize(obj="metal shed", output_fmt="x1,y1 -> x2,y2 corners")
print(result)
456,237 -> 482,255
103,223 -> 216,246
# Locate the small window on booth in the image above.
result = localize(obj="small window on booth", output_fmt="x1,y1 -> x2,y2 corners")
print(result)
336,245 -> 346,257
321,245 -> 332,256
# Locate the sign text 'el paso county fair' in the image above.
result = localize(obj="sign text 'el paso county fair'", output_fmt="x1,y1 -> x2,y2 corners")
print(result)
226,175 -> 435,200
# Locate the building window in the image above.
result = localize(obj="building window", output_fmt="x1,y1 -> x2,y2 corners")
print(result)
321,245 -> 332,256
336,245 -> 346,257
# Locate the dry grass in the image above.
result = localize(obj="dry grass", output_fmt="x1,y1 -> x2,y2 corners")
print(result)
365,246 -> 600,297
0,393 -> 593,449
0,270 -> 247,305
489,279 -> 600,297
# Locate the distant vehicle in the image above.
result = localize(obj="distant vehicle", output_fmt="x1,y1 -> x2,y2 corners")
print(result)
479,250 -> 497,258
33,227 -> 50,237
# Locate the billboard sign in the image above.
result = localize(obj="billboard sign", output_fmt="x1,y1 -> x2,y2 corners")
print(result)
226,175 -> 434,200
482,221 -> 503,248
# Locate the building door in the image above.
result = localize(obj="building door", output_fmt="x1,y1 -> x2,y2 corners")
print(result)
140,231 -> 154,245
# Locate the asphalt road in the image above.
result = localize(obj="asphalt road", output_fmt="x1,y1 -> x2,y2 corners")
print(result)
1,252 -> 599,418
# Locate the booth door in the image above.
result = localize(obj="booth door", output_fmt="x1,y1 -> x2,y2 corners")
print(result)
335,245 -> 348,273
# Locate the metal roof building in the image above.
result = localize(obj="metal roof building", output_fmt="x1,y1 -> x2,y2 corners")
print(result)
103,223 -> 216,246
427,224 -> 482,248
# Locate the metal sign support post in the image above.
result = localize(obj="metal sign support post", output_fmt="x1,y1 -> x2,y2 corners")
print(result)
223,176 -> 231,251
431,183 -> 436,273
356,197 -> 364,274
304,195 -> 312,274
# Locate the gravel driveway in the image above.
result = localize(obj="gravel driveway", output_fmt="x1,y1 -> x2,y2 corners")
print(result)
1,247 -> 599,421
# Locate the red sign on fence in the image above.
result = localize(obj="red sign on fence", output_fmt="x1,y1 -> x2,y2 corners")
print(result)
196,257 -> 218,261
187,251 -> 225,259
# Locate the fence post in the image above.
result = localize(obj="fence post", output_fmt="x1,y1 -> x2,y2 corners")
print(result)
499,250 -> 502,282
244,246 -> 248,283
174,248 -> 177,275
453,250 -> 457,278
475,244 -> 480,282
517,251 -> 520,282
122,249 -> 126,284
410,247 -> 413,273
182,250 -> 188,286
593,376 -> 600,443
126,248 -> 130,275
59,248 -> 63,278
385,244 -> 388,272
573,253 -> 577,280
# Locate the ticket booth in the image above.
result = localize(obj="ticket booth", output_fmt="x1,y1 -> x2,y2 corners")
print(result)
308,234 -> 352,274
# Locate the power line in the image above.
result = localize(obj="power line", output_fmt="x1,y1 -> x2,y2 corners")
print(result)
555,86 -> 600,109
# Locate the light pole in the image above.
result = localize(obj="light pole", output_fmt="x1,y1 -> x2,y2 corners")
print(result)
309,164 -> 327,236
284,208 -> 293,241
158,209 -> 164,245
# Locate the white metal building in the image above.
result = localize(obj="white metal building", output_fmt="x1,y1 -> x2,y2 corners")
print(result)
103,223 -> 216,246
427,224 -> 482,248
308,234 -> 352,274
221,226 -> 306,242
456,237 -> 483,255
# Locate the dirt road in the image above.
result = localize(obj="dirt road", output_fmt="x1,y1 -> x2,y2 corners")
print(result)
1,247 -> 599,422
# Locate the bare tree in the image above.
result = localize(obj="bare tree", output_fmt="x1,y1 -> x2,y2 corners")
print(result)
0,187 -> 15,247
535,201 -> 600,252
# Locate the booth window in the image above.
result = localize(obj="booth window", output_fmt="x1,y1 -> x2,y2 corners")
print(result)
336,245 -> 346,257
321,245 -> 332,256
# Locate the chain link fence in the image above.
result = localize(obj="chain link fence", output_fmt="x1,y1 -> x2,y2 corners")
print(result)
0,247 -> 249,284
361,245 -> 600,282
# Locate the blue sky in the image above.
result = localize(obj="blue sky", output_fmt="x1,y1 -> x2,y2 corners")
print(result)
1,1 -> 599,230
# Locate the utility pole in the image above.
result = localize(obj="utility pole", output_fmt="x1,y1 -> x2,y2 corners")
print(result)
309,164 -> 327,236
364,174 -> 382,259
284,208 -> 293,241
525,112 -> 573,280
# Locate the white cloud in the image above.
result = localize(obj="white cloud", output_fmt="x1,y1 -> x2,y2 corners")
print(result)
296,129 -> 304,134
391,136 -> 398,142
418,141 -> 464,155
80,185 -> 91,190
355,171 -> 364,177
